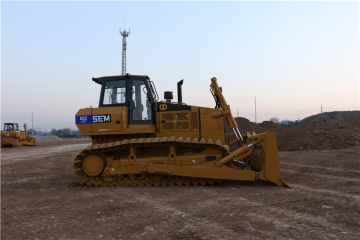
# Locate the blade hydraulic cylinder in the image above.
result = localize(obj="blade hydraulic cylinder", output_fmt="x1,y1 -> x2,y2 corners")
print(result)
216,143 -> 253,167
210,77 -> 244,146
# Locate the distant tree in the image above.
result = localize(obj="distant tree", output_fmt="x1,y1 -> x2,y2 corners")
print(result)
279,119 -> 293,128
28,127 -> 81,138
50,128 -> 57,135
26,129 -> 47,136
26,128 -> 37,136
269,117 -> 280,124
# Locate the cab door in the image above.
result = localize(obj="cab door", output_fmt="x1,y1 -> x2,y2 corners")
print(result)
129,79 -> 154,125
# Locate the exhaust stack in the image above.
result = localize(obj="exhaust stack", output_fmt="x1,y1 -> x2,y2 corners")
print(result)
177,79 -> 184,103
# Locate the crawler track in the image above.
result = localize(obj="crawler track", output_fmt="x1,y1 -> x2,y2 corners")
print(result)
72,137 -> 231,187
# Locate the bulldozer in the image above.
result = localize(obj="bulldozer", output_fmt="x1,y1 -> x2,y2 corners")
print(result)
1,123 -> 37,147
72,74 -> 290,188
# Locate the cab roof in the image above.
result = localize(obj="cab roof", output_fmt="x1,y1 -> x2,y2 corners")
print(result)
92,74 -> 149,85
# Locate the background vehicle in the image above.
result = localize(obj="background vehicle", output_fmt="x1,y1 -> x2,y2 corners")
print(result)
1,123 -> 37,147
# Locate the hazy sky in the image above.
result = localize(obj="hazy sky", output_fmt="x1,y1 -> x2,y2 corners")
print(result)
1,1 -> 359,131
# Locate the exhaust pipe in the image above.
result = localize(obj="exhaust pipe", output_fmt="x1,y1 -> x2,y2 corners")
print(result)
177,79 -> 184,103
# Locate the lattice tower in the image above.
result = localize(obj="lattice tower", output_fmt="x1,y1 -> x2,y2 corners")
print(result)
120,28 -> 130,75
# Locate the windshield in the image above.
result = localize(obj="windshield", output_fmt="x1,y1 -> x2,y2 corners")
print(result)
103,80 -> 126,105
4,124 -> 17,131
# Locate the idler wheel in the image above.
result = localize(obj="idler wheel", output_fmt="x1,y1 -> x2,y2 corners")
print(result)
82,155 -> 106,177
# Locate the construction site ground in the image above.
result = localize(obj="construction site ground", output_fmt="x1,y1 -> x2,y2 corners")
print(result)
1,131 -> 360,239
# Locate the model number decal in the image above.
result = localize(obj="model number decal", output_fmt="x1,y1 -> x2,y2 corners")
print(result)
76,115 -> 111,124
76,115 -> 91,124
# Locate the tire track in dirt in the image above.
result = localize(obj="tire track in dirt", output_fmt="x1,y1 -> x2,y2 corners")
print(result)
194,188 -> 359,239
133,194 -> 250,239
290,184 -> 360,200
135,187 -> 358,239
1,143 -> 89,164
3,174 -> 66,185
283,169 -> 360,182
281,162 -> 360,174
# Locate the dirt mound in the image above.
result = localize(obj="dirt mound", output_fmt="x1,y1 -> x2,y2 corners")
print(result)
36,135 -> 63,142
274,125 -> 360,151
227,117 -> 360,151
234,117 -> 267,133
258,121 -> 282,131
299,111 -> 360,127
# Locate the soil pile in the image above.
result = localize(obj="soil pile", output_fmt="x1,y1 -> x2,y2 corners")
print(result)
299,111 -> 360,127
258,121 -> 282,131
234,117 -> 267,133
274,125 -> 360,151
36,135 -> 63,142
227,119 -> 360,151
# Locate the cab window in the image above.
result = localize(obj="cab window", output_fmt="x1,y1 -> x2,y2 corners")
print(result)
4,124 -> 16,131
103,80 -> 126,105
132,80 -> 152,121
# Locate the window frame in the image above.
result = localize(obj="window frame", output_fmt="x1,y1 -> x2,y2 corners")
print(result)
101,79 -> 127,106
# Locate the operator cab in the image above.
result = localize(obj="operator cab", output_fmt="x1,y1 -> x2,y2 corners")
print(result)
4,123 -> 18,131
92,74 -> 158,125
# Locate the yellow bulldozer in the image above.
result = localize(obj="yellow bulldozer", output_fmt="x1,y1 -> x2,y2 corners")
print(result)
72,74 -> 290,188
1,123 -> 37,147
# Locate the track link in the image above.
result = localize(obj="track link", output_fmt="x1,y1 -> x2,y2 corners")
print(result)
83,175 -> 224,187
72,136 -> 230,187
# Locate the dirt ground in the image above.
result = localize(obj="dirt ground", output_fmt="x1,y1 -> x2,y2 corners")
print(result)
1,139 -> 360,240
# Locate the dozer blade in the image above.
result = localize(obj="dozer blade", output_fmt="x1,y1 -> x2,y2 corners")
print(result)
250,131 -> 290,188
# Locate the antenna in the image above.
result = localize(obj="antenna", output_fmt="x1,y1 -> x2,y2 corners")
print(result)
119,27 -> 130,75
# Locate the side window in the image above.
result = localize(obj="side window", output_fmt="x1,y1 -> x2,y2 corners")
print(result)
132,80 -> 152,121
103,80 -> 126,105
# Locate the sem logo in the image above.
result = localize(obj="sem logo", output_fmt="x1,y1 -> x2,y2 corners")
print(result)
92,115 -> 111,123
159,104 -> 167,111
